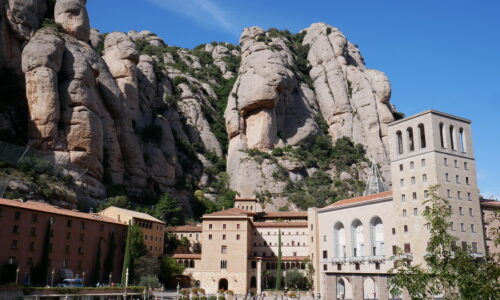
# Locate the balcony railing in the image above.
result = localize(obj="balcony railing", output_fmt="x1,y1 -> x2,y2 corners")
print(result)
321,255 -> 387,264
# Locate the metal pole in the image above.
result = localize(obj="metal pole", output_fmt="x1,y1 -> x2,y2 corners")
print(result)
15,267 -> 19,284
125,268 -> 129,287
51,269 -> 55,287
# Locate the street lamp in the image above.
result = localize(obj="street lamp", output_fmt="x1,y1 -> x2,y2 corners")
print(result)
109,273 -> 112,286
15,266 -> 20,284
51,269 -> 55,287
125,268 -> 129,287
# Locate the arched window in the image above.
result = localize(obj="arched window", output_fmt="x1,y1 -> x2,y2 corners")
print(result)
396,131 -> 403,154
418,123 -> 426,149
370,217 -> 384,256
449,125 -> 456,150
439,122 -> 446,148
351,220 -> 364,257
334,222 -> 346,258
407,127 -> 415,152
459,128 -> 467,152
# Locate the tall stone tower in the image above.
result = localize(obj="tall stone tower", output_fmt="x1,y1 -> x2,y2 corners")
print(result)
387,110 -> 485,264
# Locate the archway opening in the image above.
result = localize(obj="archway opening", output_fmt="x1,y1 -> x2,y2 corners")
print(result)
218,278 -> 228,291
250,276 -> 257,288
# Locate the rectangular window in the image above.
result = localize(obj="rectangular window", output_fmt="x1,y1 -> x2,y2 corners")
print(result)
423,174 -> 427,182
11,240 -> 17,249
459,207 -> 463,215
460,223 -> 465,232
444,158 -> 448,166
454,160 -> 458,168
412,192 -> 417,200
14,211 -> 21,220
237,224 -> 240,229
413,208 -> 418,216
411,177 -> 416,184
456,175 -> 460,184
461,241 -> 467,250
404,225 -> 408,232
445,173 -> 449,182
450,222 -> 455,231
223,224 -> 226,229
221,246 -> 227,254
471,224 -> 475,233
469,208 -> 473,216
472,242 -> 478,253
399,164 -> 403,171
421,158 -> 426,167
392,228 -> 396,235
222,234 -> 226,240
220,260 -> 227,269
402,209 -> 407,217
375,262 -> 380,270
208,234 -> 212,240
31,227 -> 36,237
468,192 -> 472,201
12,225 -> 19,234
337,264 -> 342,271
457,191 -> 462,199
447,189 -> 451,198
424,190 -> 429,197
410,161 -> 414,169
401,194 -> 406,202
404,243 -> 411,253
209,224 -> 212,229
355,263 -> 360,270
323,250 -> 328,258
323,264 -> 327,271
466,177 -> 470,185
67,220 -> 72,227
400,179 -> 405,187
236,234 -> 240,240
392,245 -> 397,255
464,162 -> 468,170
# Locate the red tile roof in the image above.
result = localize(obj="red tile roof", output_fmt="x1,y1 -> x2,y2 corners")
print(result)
234,198 -> 258,202
323,191 -> 392,209
253,221 -> 308,228
481,200 -> 500,209
0,198 -> 124,225
258,211 -> 308,218
171,254 -> 201,259
203,207 -> 255,217
259,256 -> 309,261
166,225 -> 202,232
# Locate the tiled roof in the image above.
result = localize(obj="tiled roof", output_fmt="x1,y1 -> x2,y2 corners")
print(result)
257,211 -> 308,218
166,225 -> 202,232
253,221 -> 307,228
480,200 -> 500,208
0,198 -> 124,225
203,207 -> 255,217
234,198 -> 258,202
259,256 -> 309,261
101,206 -> 164,224
171,254 -> 201,259
323,191 -> 392,209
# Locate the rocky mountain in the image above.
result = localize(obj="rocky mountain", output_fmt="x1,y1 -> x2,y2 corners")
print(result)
0,0 -> 401,215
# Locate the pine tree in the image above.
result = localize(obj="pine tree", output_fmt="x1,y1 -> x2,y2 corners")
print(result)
103,231 -> 115,282
31,219 -> 52,285
275,229 -> 282,290
121,223 -> 147,284
92,237 -> 102,284
121,224 -> 133,284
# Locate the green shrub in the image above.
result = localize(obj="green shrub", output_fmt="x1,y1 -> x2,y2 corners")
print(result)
271,147 -> 283,156
208,296 -> 217,300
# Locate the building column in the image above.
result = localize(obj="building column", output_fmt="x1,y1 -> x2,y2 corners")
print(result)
376,276 -> 389,300
351,275 -> 363,300
324,274 -> 337,300
257,259 -> 262,294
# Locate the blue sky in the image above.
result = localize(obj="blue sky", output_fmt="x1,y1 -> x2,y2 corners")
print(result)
87,0 -> 500,199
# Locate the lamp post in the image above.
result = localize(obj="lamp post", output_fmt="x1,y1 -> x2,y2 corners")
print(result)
82,272 -> 85,287
15,266 -> 20,284
125,268 -> 129,287
109,273 -> 112,286
51,269 -> 55,287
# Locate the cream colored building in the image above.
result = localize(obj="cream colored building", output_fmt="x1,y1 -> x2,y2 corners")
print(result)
167,204 -> 311,294
312,110 -> 488,300
480,199 -> 500,257
100,206 -> 165,258
167,110 -> 491,299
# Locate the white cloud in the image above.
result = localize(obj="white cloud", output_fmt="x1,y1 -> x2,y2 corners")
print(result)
146,0 -> 239,36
